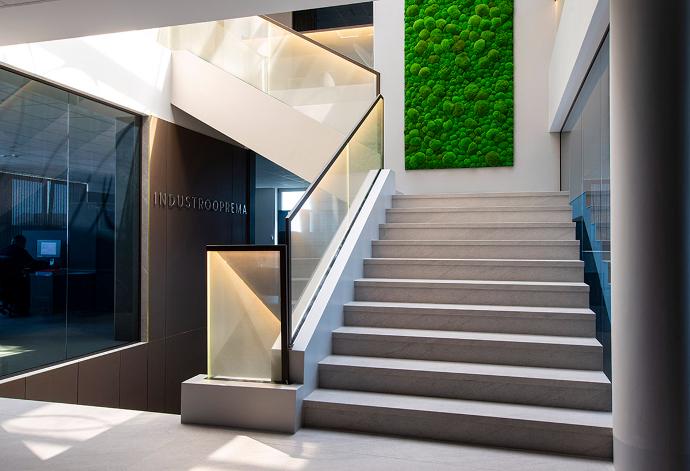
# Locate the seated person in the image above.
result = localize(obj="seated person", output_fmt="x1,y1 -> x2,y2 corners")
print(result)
0,235 -> 49,316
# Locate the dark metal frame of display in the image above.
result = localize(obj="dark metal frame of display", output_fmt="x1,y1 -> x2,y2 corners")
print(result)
205,244 -> 290,383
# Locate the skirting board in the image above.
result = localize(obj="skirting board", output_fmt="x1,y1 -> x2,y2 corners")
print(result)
181,374 -> 304,433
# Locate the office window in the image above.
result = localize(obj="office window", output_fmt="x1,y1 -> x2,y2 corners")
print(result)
0,66 -> 141,377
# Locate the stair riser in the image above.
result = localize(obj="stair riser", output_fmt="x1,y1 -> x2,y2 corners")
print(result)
355,285 -> 589,308
392,195 -> 571,209
318,366 -> 612,411
344,310 -> 596,337
380,226 -> 576,241
302,404 -> 612,459
372,244 -> 581,260
386,210 -> 573,224
363,263 -> 583,282
332,335 -> 603,370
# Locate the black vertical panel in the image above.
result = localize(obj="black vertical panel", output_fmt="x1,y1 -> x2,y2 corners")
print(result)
292,2 -> 373,32
147,119 -> 250,413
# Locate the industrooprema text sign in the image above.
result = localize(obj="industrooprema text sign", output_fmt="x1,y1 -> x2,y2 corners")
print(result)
152,192 -> 247,215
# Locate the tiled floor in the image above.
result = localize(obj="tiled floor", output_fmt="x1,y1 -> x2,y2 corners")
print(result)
0,398 -> 614,470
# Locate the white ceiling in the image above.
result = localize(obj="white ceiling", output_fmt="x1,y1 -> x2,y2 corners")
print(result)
0,0 -> 371,46
0,68 -> 137,192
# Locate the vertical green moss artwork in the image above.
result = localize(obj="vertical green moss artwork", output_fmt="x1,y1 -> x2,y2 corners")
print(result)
405,0 -> 514,170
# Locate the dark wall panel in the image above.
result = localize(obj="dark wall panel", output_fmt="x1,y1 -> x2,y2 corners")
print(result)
149,118 -> 250,413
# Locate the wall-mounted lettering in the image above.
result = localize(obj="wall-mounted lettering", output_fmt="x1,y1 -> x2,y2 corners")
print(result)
152,192 -> 247,215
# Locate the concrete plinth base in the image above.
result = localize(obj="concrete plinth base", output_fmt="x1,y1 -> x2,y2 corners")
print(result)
181,375 -> 303,433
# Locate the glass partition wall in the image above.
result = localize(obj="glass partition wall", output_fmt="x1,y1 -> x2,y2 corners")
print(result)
0,67 -> 141,378
560,34 -> 611,376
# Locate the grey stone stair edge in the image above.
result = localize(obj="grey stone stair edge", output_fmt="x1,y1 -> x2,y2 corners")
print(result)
319,355 -> 611,385
333,326 -> 602,348
343,301 -> 595,320
371,239 -> 580,245
363,258 -> 584,267
380,222 -> 576,228
386,206 -> 573,213
303,389 -> 612,430
355,278 -> 590,291
393,191 -> 570,199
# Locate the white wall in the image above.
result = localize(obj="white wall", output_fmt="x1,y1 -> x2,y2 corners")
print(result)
0,30 -> 247,145
0,29 -> 173,119
374,0 -> 561,195
549,0 -> 609,131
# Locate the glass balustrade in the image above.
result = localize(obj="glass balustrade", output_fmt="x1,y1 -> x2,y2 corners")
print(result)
206,246 -> 288,382
288,96 -> 384,335
159,16 -> 379,136
561,33 -> 610,376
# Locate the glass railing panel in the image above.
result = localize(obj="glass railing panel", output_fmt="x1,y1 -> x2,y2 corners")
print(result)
207,247 -> 286,382
159,16 -> 379,136
288,97 -> 383,334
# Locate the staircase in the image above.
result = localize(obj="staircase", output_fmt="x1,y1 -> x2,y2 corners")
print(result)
302,191 -> 613,459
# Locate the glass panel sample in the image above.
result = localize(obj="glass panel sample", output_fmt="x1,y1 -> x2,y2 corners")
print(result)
207,249 -> 284,382
289,97 -> 383,333
0,66 -> 141,378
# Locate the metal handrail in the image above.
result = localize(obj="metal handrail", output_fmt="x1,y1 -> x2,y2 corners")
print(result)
285,94 -> 384,344
286,95 -> 383,222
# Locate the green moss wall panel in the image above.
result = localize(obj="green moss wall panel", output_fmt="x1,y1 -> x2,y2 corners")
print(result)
405,0 -> 514,170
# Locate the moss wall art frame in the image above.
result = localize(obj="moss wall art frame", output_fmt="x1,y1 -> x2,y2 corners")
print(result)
405,0 -> 514,170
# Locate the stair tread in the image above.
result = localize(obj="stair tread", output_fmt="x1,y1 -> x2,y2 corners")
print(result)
304,389 -> 612,430
393,191 -> 570,198
363,258 -> 584,267
387,206 -> 572,213
344,300 -> 595,317
333,326 -> 602,347
381,222 -> 575,228
355,278 -> 589,290
320,355 -> 611,384
372,239 -> 580,245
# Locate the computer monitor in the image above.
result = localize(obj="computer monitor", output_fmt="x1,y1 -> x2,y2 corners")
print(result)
37,240 -> 61,258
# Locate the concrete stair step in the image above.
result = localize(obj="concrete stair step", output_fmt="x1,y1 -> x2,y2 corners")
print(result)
362,258 -> 584,282
354,278 -> 590,308
380,222 -> 576,241
386,206 -> 573,224
343,301 -> 596,337
302,389 -> 612,458
392,191 -> 570,209
318,355 -> 612,411
332,326 -> 603,370
372,240 -> 581,260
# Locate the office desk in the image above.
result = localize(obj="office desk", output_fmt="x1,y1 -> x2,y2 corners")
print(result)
29,270 -> 96,315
